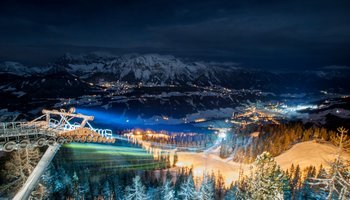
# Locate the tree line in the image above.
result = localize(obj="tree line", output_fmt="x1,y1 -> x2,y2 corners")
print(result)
220,122 -> 346,163
38,150 -> 349,199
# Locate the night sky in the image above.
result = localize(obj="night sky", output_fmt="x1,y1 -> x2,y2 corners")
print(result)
0,0 -> 349,70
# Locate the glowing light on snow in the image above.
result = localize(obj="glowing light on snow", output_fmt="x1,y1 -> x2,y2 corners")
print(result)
282,104 -> 317,113
75,107 -> 138,125
193,168 -> 204,176
194,118 -> 206,123
218,131 -> 227,139
175,161 -> 184,167
213,128 -> 230,139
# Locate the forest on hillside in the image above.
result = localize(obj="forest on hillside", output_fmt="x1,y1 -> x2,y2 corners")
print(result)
220,122 -> 348,163
32,151 -> 350,199
47,126 -> 348,200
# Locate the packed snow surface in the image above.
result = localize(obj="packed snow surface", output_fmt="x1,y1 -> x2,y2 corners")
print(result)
176,152 -> 250,186
275,140 -> 350,170
176,140 -> 349,186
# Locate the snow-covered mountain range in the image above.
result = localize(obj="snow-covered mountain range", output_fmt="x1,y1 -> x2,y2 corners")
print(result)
52,53 -> 226,85
1,53 -> 350,93
0,61 -> 48,76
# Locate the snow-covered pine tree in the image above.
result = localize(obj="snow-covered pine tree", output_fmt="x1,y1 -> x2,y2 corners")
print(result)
292,165 -> 301,189
296,166 -> 314,199
198,174 -> 214,200
331,127 -> 350,152
72,171 -> 79,199
79,170 -> 91,199
225,170 -> 250,200
316,164 -> 327,179
147,186 -> 161,200
215,172 -> 225,199
288,164 -> 295,180
327,159 -> 350,199
290,164 -> 301,198
0,148 -> 41,196
166,170 -> 172,183
300,176 -> 314,199
307,127 -> 350,199
161,179 -> 175,200
52,167 -> 69,195
125,176 -> 148,200
41,167 -> 73,197
248,151 -> 286,199
224,184 -> 238,200
102,180 -> 111,200
178,173 -> 196,200
329,126 -> 350,199
112,175 -> 124,200
91,183 -> 100,199
282,174 -> 292,200
174,168 -> 186,196
40,164 -> 55,196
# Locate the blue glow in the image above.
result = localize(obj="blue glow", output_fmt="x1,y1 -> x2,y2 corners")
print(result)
75,107 -> 214,134
76,108 -> 134,124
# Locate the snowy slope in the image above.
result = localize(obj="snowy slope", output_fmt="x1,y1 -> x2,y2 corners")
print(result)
275,140 -> 349,170
177,140 -> 348,186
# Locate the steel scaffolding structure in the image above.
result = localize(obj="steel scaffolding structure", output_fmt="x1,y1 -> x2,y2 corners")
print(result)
0,107 -> 115,152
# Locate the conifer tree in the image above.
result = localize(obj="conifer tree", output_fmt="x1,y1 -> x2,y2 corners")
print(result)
224,183 -> 237,200
288,164 -> 295,180
215,172 -> 225,199
291,164 -> 301,198
198,175 -> 214,200
166,170 -> 172,183
0,148 -> 41,195
125,176 -> 148,200
112,175 -> 123,200
248,151 -> 286,199
102,180 -> 111,200
307,127 -> 350,199
72,171 -> 79,199
174,168 -> 186,196
161,179 -> 175,200
317,164 -> 327,179
178,174 -> 196,200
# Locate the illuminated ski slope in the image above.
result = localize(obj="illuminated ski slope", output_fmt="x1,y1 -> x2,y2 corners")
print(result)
176,140 -> 349,186
275,140 -> 350,170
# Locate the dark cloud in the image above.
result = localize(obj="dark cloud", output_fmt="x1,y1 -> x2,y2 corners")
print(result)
322,65 -> 350,70
0,0 -> 350,70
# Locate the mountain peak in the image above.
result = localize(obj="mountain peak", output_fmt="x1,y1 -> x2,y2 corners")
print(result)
0,61 -> 34,76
